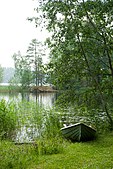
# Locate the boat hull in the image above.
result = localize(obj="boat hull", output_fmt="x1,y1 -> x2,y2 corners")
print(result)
61,123 -> 96,142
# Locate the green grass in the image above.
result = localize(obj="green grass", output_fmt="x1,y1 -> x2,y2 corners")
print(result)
0,85 -> 9,92
0,85 -> 20,92
1,133 -> 113,169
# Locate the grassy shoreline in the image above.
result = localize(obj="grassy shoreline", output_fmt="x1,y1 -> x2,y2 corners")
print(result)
0,85 -> 10,92
0,85 -> 57,93
0,132 -> 113,169
0,85 -> 20,93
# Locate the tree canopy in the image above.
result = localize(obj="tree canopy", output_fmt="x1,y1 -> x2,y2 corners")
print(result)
12,51 -> 33,91
12,39 -> 46,92
37,0 -> 113,129
26,39 -> 45,86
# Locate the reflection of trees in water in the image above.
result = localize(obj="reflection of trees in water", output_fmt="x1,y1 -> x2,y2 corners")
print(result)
0,92 -> 58,107
35,92 -> 57,107
21,92 -> 30,102
20,92 -> 57,107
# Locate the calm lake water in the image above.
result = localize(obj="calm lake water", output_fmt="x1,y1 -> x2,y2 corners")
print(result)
0,92 -> 57,108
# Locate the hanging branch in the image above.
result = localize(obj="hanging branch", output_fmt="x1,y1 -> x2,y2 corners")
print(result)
77,33 -> 113,128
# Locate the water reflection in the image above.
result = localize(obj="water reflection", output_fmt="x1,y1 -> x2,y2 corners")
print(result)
0,92 -> 56,108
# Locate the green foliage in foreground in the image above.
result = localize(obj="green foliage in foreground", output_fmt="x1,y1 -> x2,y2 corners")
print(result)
0,99 -> 17,139
0,99 -> 63,141
0,133 -> 113,169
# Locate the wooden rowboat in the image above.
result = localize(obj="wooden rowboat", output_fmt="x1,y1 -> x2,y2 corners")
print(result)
61,123 -> 96,142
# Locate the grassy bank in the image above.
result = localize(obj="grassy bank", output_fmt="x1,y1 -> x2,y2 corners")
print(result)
0,85 -> 10,92
0,85 -> 20,93
0,133 -> 113,169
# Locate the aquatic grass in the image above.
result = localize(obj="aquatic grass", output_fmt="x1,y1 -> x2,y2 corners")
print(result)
11,100 -> 46,142
0,99 -> 44,141
0,99 -> 17,139
14,100 -> 65,154
33,107 -> 68,155
0,99 -> 63,143
41,108 -> 63,138
15,101 -> 45,125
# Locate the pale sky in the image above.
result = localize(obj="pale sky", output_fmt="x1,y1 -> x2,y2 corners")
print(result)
0,0 -> 48,68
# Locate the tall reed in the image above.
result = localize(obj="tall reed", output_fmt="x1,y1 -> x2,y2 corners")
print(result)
0,99 -> 67,154
0,99 -> 17,139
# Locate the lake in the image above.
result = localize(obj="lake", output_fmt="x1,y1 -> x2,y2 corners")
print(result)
0,92 -> 57,108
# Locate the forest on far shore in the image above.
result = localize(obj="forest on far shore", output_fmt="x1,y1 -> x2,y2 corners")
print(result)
2,67 -> 15,83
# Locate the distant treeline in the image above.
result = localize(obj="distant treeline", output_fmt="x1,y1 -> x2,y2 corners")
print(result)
2,67 -> 15,83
